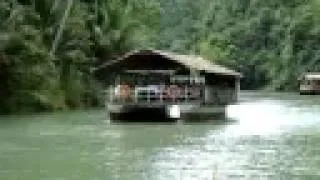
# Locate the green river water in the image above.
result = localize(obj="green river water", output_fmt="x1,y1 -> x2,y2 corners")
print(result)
0,91 -> 319,180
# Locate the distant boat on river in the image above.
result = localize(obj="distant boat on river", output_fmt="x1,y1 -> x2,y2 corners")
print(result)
299,72 -> 320,95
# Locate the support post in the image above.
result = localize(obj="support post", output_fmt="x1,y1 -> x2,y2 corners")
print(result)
147,89 -> 151,103
184,86 -> 188,103
160,86 -> 163,104
109,86 -> 113,103
134,86 -> 138,103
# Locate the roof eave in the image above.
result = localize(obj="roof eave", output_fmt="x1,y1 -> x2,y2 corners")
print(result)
92,49 -> 243,77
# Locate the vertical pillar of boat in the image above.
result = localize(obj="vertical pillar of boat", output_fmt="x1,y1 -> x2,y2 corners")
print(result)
235,76 -> 240,102
134,85 -> 138,103
160,87 -> 163,104
148,89 -> 151,103
184,86 -> 188,103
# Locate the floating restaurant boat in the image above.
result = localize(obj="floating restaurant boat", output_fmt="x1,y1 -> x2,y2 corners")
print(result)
299,72 -> 320,95
93,49 -> 242,121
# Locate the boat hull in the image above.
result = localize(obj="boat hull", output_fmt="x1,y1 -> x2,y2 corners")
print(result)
107,104 -> 226,122
300,90 -> 320,95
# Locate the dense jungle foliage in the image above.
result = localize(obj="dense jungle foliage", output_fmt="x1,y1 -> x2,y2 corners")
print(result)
0,0 -> 319,113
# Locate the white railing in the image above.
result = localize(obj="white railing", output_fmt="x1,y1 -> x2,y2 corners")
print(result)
107,85 -> 202,104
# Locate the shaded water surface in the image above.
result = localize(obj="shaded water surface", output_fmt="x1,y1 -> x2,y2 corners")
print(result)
0,92 -> 319,179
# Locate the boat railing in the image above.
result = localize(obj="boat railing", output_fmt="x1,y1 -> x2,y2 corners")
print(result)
106,85 -> 203,104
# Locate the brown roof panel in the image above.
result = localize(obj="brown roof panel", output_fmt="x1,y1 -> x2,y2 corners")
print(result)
154,50 -> 241,76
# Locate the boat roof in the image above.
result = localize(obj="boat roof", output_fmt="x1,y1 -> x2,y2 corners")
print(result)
300,73 -> 320,80
93,49 -> 242,77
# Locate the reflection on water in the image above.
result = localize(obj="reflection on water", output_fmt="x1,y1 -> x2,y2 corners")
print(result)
0,92 -> 319,180
150,93 -> 320,179
226,100 -> 319,136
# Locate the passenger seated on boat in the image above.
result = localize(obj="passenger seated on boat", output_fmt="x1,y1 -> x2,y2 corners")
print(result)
115,84 -> 133,101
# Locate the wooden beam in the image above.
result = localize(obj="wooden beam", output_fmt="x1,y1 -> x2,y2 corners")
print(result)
124,70 -> 176,74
